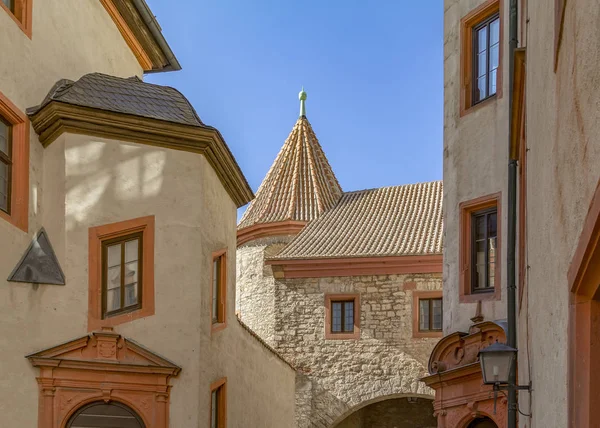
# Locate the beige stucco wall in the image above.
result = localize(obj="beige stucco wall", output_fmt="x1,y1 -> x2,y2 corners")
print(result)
443,0 -> 509,335
0,134 -> 295,426
516,1 -> 600,427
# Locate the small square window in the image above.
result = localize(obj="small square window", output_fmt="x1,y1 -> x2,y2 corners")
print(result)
210,378 -> 226,428
325,294 -> 360,340
418,298 -> 443,331
102,232 -> 143,318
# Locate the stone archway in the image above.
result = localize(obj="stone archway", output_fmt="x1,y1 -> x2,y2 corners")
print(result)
331,394 -> 436,428
66,401 -> 145,428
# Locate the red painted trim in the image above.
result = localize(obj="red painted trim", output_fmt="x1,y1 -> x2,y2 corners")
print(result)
237,220 -> 307,246
266,254 -> 442,279
211,249 -> 227,334
324,294 -> 360,340
412,290 -> 443,339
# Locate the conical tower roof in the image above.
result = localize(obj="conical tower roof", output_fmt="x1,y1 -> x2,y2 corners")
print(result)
239,92 -> 342,230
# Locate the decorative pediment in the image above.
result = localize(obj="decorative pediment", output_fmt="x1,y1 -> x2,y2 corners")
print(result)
427,321 -> 507,374
27,327 -> 180,375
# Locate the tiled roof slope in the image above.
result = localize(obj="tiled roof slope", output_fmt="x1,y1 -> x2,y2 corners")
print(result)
27,73 -> 205,127
274,181 -> 443,259
238,117 -> 343,229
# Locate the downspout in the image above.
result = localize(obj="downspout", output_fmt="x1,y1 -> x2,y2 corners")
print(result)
507,0 -> 519,427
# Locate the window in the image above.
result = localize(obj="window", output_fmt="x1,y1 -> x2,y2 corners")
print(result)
211,250 -> 227,332
412,290 -> 443,338
460,0 -> 502,115
331,300 -> 354,333
0,91 -> 28,232
102,232 -> 143,318
324,294 -> 360,340
419,297 -> 443,331
0,117 -> 11,213
471,208 -> 498,292
88,216 -> 155,331
459,193 -> 502,303
472,14 -> 500,104
0,0 -> 32,38
210,378 -> 227,428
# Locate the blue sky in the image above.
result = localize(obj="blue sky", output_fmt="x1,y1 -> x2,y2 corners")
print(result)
145,1 -> 443,214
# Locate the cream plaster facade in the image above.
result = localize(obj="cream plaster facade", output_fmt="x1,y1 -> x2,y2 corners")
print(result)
443,0 -> 509,335
0,2 -> 295,427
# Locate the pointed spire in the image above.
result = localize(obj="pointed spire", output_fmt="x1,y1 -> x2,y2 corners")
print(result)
238,98 -> 342,230
299,87 -> 307,118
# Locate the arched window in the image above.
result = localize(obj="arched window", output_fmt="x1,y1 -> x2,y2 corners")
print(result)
467,417 -> 498,428
66,401 -> 145,428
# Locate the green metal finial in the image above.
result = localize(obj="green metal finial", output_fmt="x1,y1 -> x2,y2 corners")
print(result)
299,87 -> 307,117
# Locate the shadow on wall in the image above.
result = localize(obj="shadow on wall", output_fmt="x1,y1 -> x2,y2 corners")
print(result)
296,373 -> 435,428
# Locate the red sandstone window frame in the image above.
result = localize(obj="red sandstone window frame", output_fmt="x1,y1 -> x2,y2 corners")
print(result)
0,90 -> 28,232
210,377 -> 227,428
211,249 -> 227,334
459,193 -> 502,303
324,293 -> 360,340
88,216 -> 155,331
412,290 -> 443,338
460,0 -> 503,116
0,0 -> 33,38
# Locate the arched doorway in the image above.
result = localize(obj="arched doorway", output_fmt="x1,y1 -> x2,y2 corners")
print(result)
334,396 -> 436,428
66,401 -> 145,428
467,417 -> 498,428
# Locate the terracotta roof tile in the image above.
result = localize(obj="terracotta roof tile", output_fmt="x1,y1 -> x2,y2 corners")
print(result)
273,181 -> 443,259
238,117 -> 342,229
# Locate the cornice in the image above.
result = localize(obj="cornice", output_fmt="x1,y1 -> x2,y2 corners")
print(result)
28,101 -> 254,207
237,220 -> 307,247
265,254 -> 443,279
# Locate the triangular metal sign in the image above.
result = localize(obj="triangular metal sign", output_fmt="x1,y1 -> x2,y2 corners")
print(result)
8,228 -> 65,285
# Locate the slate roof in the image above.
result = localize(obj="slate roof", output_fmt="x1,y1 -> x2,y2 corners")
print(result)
27,73 -> 205,127
238,117 -> 343,229
273,181 -> 443,259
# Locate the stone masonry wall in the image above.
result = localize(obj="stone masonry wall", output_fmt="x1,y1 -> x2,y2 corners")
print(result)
275,273 -> 442,427
236,236 -> 293,344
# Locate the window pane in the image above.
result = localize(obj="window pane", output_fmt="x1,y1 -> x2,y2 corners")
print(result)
107,244 -> 121,268
211,390 -> 218,428
477,51 -> 487,78
477,76 -> 488,101
124,261 -> 138,286
488,212 -> 498,237
0,161 -> 7,212
344,301 -> 354,332
489,69 -> 497,95
332,302 -> 342,332
107,288 -> 121,312
0,120 -> 9,155
125,283 -> 138,307
212,258 -> 220,322
475,215 -> 485,239
419,300 -> 430,331
490,18 -> 500,45
489,43 -> 499,70
477,27 -> 487,53
474,240 -> 486,289
432,299 -> 443,330
125,239 -> 138,263
107,265 -> 121,290
488,236 -> 497,288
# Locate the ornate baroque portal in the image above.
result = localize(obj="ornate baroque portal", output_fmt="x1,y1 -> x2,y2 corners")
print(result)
26,327 -> 180,428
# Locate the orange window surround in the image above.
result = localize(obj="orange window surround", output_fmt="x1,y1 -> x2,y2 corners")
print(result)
0,90 -> 28,232
460,0 -> 503,116
88,216 -> 155,332
210,377 -> 227,428
211,249 -> 227,333
324,293 -> 360,340
412,290 -> 443,338
0,0 -> 33,38
459,193 -> 502,303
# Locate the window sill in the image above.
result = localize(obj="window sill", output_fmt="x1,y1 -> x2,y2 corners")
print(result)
324,331 -> 360,340
211,321 -> 227,335
413,330 -> 443,339
459,288 -> 501,304
460,93 -> 499,118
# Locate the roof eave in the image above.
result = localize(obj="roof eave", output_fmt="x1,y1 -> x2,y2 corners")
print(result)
28,101 -> 254,207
